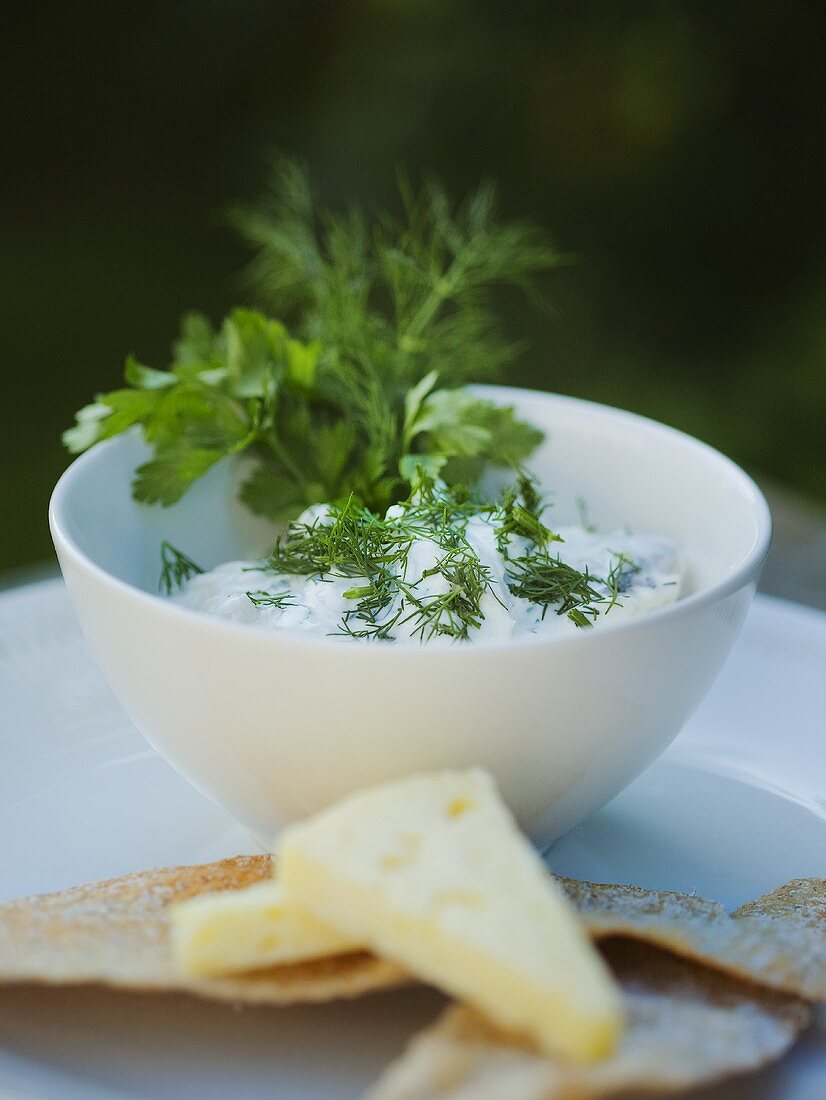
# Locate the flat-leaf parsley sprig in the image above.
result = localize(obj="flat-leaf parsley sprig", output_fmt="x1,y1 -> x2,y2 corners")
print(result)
65,163 -> 564,523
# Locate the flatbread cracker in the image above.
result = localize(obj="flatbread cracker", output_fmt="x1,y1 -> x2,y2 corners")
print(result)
558,875 -> 826,1000
732,877 -> 826,922
3,857 -> 822,1010
367,939 -> 811,1100
0,856 -> 407,1004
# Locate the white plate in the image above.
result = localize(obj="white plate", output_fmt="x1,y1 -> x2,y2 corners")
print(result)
0,581 -> 824,1099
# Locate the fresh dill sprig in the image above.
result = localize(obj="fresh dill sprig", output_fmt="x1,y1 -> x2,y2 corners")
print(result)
493,472 -> 559,552
396,546 -> 493,641
602,551 -> 641,613
66,163 -> 556,521
340,568 -> 402,640
159,541 -> 203,595
232,160 -> 565,389
252,476 -> 636,640
268,498 -> 412,579
156,475 -> 640,638
505,552 -> 606,628
265,485 -> 499,641
245,590 -> 295,609
401,472 -> 490,536
506,543 -> 642,627
575,496 -> 598,534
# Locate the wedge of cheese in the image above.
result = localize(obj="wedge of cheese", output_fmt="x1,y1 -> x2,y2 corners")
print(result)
278,768 -> 622,1062
170,880 -> 358,977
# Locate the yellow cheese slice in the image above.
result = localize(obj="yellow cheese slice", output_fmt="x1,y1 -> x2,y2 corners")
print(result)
170,879 -> 358,977
278,768 -> 623,1062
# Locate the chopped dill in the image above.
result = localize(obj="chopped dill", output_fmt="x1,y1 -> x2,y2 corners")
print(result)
396,545 -> 493,641
245,590 -> 295,608
265,489 -> 495,640
506,553 -> 606,627
269,498 -> 413,579
159,541 -> 203,595
494,472 -> 559,553
158,475 -> 646,638
604,551 -> 641,610
576,496 -> 598,533
248,474 -> 639,640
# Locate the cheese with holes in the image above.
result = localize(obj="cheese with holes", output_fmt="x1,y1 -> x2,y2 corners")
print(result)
170,880 -> 357,976
278,769 -> 622,1061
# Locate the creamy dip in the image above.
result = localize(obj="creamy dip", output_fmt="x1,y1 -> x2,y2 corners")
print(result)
174,499 -> 683,643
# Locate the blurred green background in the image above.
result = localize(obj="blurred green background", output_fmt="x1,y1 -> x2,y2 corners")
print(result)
3,0 -> 825,575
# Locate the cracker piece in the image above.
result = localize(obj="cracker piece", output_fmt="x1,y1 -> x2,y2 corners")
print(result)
367,939 -> 811,1100
0,856 -> 407,1004
558,876 -> 826,1000
3,859 -> 821,1010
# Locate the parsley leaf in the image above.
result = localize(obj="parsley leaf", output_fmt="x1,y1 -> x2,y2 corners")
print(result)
66,164 -> 562,521
402,388 -> 544,486
238,463 -> 309,520
133,447 -> 229,507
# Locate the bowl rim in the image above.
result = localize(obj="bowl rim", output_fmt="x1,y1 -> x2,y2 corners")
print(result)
49,386 -> 772,659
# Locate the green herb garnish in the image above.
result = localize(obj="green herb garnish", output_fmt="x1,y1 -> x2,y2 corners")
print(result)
602,551 -> 642,613
494,472 -> 559,553
245,590 -> 295,609
505,553 -> 606,628
242,476 -> 634,641
159,541 -> 203,594
65,163 -> 562,522
575,496 -> 598,534
261,482 -> 499,641
396,546 -> 494,642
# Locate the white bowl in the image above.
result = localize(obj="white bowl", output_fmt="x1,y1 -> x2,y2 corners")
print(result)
49,387 -> 771,844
